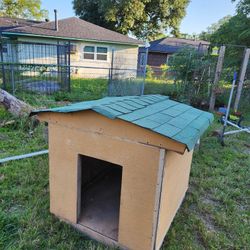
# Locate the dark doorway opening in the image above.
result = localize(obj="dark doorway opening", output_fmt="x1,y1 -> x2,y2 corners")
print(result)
78,155 -> 122,241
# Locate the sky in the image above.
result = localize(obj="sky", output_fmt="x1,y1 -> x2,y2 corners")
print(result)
180,0 -> 237,34
41,0 -> 237,35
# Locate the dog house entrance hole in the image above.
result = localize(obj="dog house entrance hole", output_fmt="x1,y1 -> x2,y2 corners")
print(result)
78,155 -> 122,241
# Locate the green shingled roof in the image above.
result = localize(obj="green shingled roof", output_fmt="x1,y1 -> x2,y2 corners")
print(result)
32,95 -> 214,151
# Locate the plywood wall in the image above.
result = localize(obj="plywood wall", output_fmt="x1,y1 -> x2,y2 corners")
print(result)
39,110 -> 191,250
155,150 -> 193,249
47,112 -> 162,250
39,111 -> 185,154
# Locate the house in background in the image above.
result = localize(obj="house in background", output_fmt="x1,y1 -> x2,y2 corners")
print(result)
0,17 -> 42,34
1,16 -> 143,78
138,37 -> 210,75
0,17 -> 42,55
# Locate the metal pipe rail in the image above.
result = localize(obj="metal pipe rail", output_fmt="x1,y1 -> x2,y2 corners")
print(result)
0,150 -> 48,164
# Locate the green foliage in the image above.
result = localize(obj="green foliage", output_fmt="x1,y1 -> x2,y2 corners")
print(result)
160,64 -> 169,79
233,0 -> 250,15
148,33 -> 166,42
210,14 -> 250,47
0,0 -> 48,20
197,1 -> 248,89
168,47 -> 217,104
199,1 -> 250,47
72,0 -> 189,40
199,15 -> 232,41
146,65 -> 154,79
144,80 -> 178,99
179,33 -> 199,40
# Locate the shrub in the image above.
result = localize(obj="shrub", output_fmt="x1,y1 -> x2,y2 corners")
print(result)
146,65 -> 154,79
160,64 -> 169,79
168,47 -> 217,105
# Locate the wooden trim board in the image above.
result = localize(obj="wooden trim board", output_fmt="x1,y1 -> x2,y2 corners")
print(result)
155,150 -> 193,249
151,149 -> 166,250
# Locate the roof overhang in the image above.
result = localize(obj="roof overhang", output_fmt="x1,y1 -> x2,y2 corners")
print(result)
30,95 -> 214,153
2,31 -> 143,46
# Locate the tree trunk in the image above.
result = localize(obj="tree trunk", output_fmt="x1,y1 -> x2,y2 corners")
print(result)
0,88 -> 32,117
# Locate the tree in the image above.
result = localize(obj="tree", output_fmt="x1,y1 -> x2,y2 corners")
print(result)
233,0 -> 250,15
200,0 -> 250,47
179,33 -> 199,40
73,0 -> 189,40
199,15 -> 232,41
210,15 -> 250,47
0,0 -> 48,20
168,47 -> 216,105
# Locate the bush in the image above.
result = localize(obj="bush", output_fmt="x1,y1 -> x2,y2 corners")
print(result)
168,47 -> 217,105
146,65 -> 154,79
160,64 -> 169,79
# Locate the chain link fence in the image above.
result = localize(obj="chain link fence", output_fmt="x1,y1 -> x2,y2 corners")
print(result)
0,39 -> 146,98
0,39 -> 249,110
144,43 -> 249,109
0,40 -> 70,94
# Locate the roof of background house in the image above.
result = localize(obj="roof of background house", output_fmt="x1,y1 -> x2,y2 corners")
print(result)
31,95 -> 213,151
2,17 -> 143,45
146,37 -> 210,54
0,17 -> 42,33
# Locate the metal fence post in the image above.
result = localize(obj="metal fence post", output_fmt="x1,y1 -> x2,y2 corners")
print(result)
141,46 -> 149,95
0,40 -> 6,90
10,42 -> 15,95
108,68 -> 111,96
68,41 -> 71,92
111,48 -> 114,81
57,40 -> 60,85
108,49 -> 115,96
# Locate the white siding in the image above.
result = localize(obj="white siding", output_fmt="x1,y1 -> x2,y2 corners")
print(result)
15,37 -> 139,79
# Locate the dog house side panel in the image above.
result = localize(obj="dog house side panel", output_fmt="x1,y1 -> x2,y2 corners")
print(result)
155,150 -> 193,250
47,117 -> 162,250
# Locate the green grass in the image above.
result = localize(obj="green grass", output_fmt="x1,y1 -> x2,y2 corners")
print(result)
13,78 -> 178,108
12,76 -> 240,109
0,82 -> 249,249
163,119 -> 250,249
14,78 -> 108,107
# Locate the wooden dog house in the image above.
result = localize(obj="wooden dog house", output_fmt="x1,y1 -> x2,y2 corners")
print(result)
33,95 -> 213,250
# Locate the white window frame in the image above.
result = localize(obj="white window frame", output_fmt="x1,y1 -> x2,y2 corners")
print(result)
96,46 -> 108,61
82,45 -> 109,61
83,45 -> 95,60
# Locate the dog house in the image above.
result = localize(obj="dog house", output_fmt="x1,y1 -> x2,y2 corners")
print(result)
32,95 -> 213,250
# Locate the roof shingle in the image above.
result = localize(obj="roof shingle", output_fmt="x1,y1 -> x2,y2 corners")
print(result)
31,95 -> 214,151
0,17 -> 42,33
3,17 -> 143,45
147,37 -> 210,54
